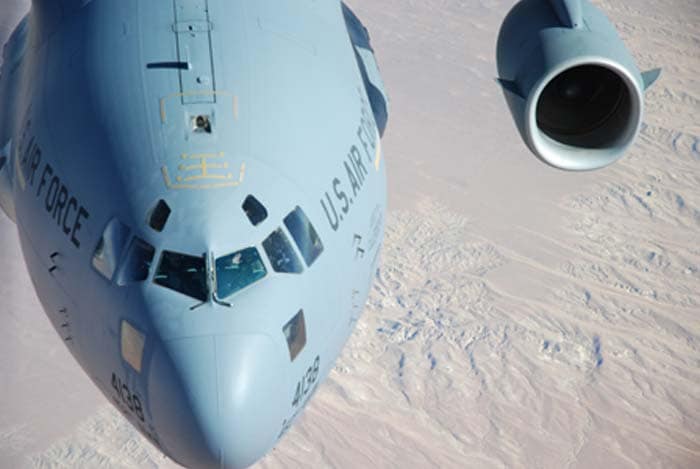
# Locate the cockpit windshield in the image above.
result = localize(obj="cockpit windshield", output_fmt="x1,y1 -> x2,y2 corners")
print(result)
154,251 -> 208,302
215,247 -> 267,299
263,228 -> 304,274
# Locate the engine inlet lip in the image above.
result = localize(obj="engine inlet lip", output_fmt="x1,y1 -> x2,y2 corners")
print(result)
525,57 -> 643,171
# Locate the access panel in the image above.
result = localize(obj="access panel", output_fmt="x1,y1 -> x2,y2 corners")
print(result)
173,0 -> 216,104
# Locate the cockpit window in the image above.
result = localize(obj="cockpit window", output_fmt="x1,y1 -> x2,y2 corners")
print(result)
115,237 -> 155,286
263,228 -> 303,274
153,251 -> 208,301
283,310 -> 307,361
215,247 -> 267,299
242,195 -> 268,226
148,199 -> 171,232
283,206 -> 324,267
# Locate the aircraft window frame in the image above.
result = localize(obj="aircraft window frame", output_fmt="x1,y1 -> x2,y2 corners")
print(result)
283,206 -> 324,267
283,309 -> 307,361
262,228 -> 304,274
115,237 -> 156,286
242,195 -> 268,226
215,247 -> 268,299
153,250 -> 208,302
92,218 -> 130,281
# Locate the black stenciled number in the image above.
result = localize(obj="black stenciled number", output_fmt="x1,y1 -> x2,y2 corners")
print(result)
112,372 -> 120,395
305,364 -> 314,390
122,383 -> 134,411
111,372 -> 145,422
292,382 -> 302,407
291,355 -> 321,408
279,418 -> 292,439
133,394 -> 145,422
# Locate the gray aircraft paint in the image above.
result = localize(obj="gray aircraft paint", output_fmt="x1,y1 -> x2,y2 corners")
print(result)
0,0 -> 658,468
0,1 -> 387,468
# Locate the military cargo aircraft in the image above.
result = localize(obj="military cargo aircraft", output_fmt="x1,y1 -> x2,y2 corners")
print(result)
0,0 -> 657,468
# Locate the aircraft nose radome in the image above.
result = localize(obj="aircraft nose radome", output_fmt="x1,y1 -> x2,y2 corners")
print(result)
158,334 -> 288,469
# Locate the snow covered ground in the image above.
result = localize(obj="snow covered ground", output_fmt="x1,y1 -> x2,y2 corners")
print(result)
2,0 -> 699,468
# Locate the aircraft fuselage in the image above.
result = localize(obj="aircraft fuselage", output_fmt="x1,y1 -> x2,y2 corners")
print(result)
0,1 -> 387,468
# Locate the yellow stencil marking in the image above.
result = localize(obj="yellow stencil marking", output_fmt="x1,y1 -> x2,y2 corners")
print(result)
162,152 -> 245,190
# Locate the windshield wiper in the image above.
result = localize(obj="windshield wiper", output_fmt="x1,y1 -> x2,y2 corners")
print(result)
189,253 -> 211,310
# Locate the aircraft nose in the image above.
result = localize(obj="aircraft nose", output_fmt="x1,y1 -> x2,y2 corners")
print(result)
150,333 -> 288,469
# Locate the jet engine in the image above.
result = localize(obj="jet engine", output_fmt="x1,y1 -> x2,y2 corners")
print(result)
496,0 -> 660,171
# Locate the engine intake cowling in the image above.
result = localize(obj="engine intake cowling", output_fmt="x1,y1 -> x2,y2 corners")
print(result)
497,0 -> 658,171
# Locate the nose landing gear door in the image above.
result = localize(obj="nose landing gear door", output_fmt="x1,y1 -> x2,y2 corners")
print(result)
173,0 -> 216,104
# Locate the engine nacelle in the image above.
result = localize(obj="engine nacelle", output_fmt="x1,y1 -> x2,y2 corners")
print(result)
497,0 -> 659,171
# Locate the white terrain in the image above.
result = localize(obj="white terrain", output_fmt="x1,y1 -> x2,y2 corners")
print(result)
1,0 -> 698,468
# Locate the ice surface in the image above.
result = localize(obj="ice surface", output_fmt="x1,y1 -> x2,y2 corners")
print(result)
1,0 -> 698,468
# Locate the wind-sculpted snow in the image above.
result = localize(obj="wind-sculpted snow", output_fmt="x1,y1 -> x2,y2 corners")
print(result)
31,408 -> 171,469
2,0 -> 699,468
262,200 -> 695,468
